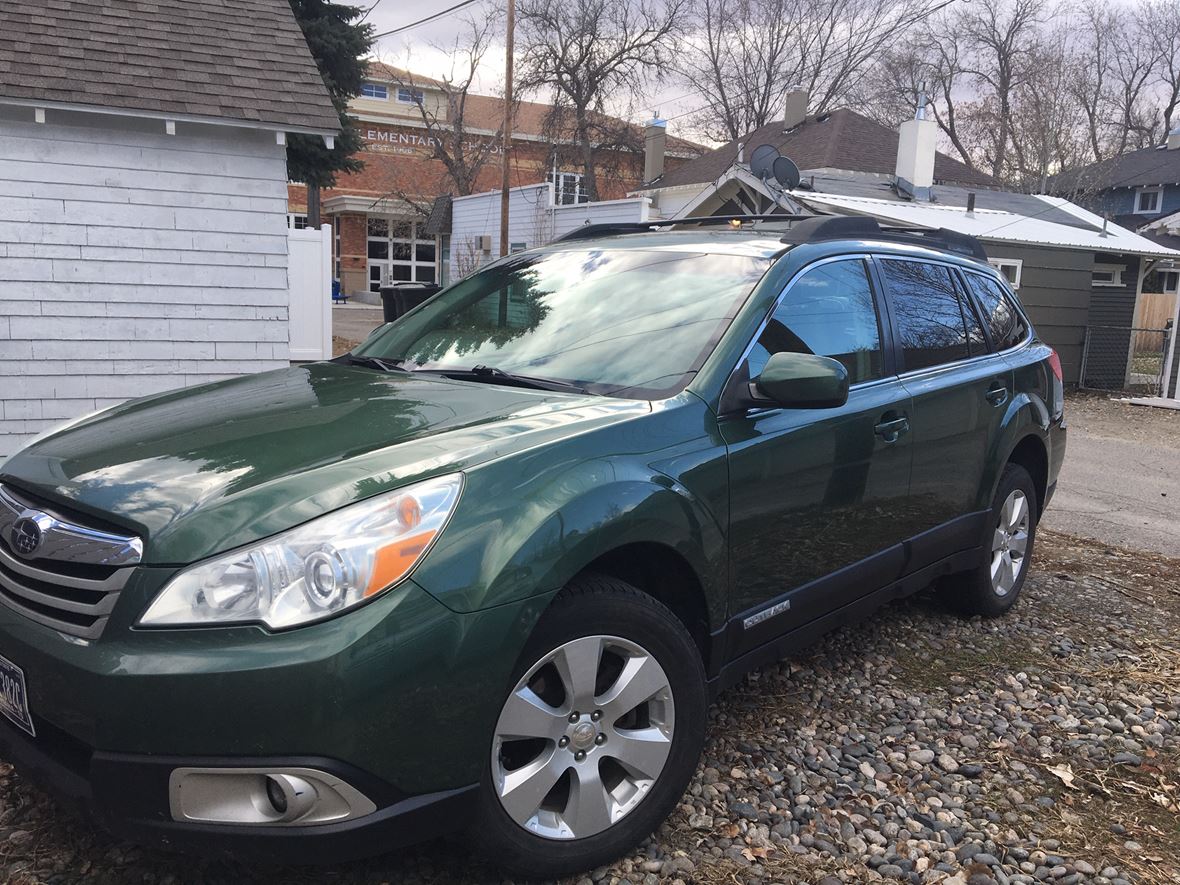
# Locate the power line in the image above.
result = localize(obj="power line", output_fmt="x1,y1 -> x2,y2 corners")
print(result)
372,0 -> 484,39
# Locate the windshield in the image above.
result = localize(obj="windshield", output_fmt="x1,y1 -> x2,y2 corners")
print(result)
354,248 -> 770,398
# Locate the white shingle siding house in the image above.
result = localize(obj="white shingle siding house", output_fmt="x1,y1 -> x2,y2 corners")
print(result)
0,0 -> 339,457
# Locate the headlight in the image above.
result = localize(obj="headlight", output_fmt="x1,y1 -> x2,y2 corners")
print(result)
139,474 -> 463,630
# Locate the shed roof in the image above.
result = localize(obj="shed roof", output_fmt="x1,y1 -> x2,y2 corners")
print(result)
794,191 -> 1180,258
0,0 -> 339,134
646,109 -> 997,191
804,172 -> 1097,230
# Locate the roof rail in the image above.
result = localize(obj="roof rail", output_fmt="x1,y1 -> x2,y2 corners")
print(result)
550,212 -> 989,262
552,214 -> 810,243
778,215 -> 988,262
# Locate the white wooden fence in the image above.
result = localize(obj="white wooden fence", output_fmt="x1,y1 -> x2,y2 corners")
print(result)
287,224 -> 332,362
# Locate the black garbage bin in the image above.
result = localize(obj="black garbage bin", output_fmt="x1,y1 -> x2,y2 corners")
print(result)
379,283 -> 442,323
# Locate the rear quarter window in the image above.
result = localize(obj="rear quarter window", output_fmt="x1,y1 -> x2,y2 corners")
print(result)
964,273 -> 1028,351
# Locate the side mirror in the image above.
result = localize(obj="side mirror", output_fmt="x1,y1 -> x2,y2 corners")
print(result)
753,352 -> 849,409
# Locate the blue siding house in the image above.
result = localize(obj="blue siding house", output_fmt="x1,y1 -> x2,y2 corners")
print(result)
1052,130 -> 1180,234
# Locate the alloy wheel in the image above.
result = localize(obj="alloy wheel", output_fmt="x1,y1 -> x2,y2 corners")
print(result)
491,635 -> 675,840
991,489 -> 1030,596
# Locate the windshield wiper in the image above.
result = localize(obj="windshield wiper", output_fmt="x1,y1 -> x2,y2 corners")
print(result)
423,364 -> 588,394
342,354 -> 411,374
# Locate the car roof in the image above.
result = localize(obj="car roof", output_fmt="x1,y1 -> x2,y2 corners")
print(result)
537,229 -> 789,260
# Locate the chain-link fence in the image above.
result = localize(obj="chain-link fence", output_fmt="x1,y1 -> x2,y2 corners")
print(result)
1079,325 -> 1172,394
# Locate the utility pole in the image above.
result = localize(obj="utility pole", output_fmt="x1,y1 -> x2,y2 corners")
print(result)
499,0 -> 515,257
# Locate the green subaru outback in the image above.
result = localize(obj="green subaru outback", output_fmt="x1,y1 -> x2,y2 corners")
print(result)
0,215 -> 1064,876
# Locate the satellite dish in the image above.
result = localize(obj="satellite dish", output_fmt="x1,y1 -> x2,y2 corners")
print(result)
749,144 -> 780,179
772,155 -> 801,190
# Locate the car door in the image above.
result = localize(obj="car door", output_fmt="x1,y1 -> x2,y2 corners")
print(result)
875,256 -> 1014,573
719,256 -> 913,643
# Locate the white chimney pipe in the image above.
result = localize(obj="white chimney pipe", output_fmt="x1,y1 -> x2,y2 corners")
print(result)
783,87 -> 808,130
896,88 -> 937,202
644,118 -> 667,183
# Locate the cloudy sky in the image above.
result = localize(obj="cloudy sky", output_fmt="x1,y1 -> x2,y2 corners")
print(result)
361,0 -> 704,138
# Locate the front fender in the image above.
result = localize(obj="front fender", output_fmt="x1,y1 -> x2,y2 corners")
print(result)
410,456 -> 727,624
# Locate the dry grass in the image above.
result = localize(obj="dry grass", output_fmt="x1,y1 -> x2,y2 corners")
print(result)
332,335 -> 361,357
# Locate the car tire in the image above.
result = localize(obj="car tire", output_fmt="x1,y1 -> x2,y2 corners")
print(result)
472,573 -> 707,879
942,462 -> 1038,617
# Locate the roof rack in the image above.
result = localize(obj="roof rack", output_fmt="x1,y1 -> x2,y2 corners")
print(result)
778,215 -> 988,262
552,214 -> 810,243
551,212 -> 989,262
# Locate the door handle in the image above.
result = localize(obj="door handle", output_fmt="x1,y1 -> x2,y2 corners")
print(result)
986,382 -> 1009,406
874,415 -> 909,442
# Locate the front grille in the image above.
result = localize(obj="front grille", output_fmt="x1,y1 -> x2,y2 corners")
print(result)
0,484 -> 140,640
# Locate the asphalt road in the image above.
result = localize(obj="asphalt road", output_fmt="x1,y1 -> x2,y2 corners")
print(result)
332,305 -> 384,346
1042,396 -> 1180,557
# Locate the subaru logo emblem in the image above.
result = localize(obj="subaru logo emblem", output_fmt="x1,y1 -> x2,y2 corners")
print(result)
11,518 -> 42,558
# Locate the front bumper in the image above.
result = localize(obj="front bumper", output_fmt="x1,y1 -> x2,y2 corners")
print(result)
0,715 -> 476,862
0,574 -> 555,860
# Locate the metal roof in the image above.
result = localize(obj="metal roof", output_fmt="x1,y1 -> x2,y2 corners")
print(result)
794,192 -> 1180,258
803,173 -> 1097,231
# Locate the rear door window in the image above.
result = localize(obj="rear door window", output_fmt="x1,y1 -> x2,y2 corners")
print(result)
879,259 -> 972,371
748,258 -> 884,384
964,273 -> 1027,351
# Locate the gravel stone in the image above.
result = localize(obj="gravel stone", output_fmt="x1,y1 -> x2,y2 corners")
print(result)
1,454 -> 1178,884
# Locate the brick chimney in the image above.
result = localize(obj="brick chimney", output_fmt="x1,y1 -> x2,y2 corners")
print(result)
783,87 -> 808,130
1169,126 -> 1180,150
644,118 -> 667,183
895,87 -> 936,201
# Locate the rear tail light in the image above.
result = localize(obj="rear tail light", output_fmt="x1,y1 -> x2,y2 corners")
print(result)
1047,348 -> 1063,382
1048,348 -> 1064,418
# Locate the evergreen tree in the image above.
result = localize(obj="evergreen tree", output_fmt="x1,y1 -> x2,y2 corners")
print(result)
287,0 -> 374,226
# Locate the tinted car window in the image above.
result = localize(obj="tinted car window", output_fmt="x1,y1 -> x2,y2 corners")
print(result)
965,273 -> 1026,350
880,259 -> 970,371
959,279 -> 988,356
748,259 -> 883,384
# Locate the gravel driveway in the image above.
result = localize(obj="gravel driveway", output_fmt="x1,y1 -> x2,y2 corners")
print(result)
1,529 -> 1177,885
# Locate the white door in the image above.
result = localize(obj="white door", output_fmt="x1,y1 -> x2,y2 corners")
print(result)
366,218 -> 438,293
288,224 -> 332,362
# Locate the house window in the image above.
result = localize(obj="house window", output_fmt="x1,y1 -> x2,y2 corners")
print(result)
287,213 -> 308,230
510,242 -> 527,253
1092,262 -> 1126,287
550,170 -> 587,205
1153,269 -> 1179,295
1133,186 -> 1162,215
987,257 -> 1023,289
397,87 -> 424,105
1165,271 -> 1180,295
361,82 -> 388,100
366,218 -> 437,292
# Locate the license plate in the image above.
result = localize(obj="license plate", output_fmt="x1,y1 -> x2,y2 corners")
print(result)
0,653 -> 34,737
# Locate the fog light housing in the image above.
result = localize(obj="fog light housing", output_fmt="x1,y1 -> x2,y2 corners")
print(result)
169,767 -> 376,826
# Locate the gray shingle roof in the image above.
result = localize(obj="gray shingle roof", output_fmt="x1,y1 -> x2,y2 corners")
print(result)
1050,144 -> 1180,194
0,0 -> 339,134
647,109 -> 998,191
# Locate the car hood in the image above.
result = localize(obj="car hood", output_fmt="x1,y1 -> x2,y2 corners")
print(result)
2,363 -> 649,564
